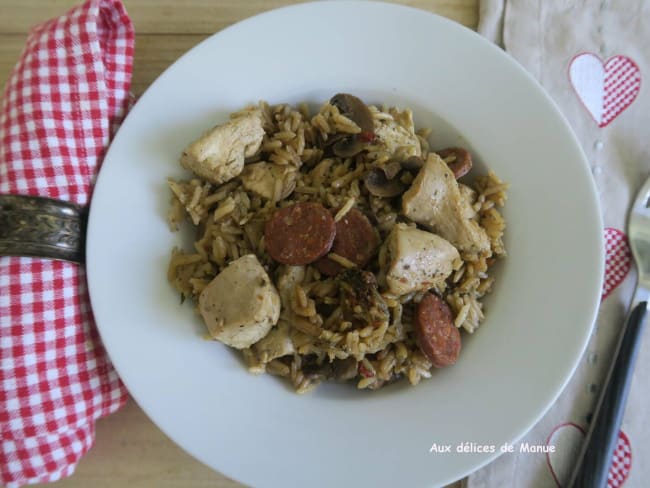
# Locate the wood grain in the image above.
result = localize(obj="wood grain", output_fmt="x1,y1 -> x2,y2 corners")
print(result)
0,0 -> 478,34
1,1 -> 477,487
40,400 -> 242,488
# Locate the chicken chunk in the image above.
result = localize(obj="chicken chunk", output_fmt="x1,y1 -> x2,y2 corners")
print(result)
382,223 -> 461,296
402,153 -> 490,258
373,116 -> 421,160
458,183 -> 477,220
240,162 -> 297,201
276,265 -> 306,307
198,254 -> 280,349
167,178 -> 206,226
252,320 -> 295,362
181,109 -> 265,185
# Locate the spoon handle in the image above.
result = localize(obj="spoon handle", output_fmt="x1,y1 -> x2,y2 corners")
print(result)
567,299 -> 647,488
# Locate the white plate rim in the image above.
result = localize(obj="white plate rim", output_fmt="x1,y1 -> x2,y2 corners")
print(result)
86,2 -> 604,487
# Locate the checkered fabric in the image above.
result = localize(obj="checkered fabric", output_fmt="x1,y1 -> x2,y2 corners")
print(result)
0,1 -> 133,486
608,431 -> 633,488
601,56 -> 642,129
602,228 -> 633,301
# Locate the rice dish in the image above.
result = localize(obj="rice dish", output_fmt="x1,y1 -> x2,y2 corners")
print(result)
167,94 -> 508,393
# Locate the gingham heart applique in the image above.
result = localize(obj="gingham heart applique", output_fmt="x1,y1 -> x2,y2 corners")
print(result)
602,228 -> 632,301
608,431 -> 633,488
546,423 -> 632,487
569,53 -> 641,128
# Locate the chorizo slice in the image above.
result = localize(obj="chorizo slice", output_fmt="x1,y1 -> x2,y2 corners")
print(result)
264,202 -> 336,265
315,208 -> 379,276
436,147 -> 472,179
415,293 -> 461,368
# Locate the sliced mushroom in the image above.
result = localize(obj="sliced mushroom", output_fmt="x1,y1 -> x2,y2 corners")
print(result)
382,161 -> 403,180
338,269 -> 390,329
319,131 -> 347,148
364,159 -> 420,196
401,156 -> 424,173
330,93 -> 374,132
301,357 -> 359,382
332,136 -> 366,158
364,167 -> 407,197
329,94 -> 376,157
436,147 -> 472,179
331,357 -> 358,381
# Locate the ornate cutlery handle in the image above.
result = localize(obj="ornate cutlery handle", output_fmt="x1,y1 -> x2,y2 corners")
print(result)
0,194 -> 87,264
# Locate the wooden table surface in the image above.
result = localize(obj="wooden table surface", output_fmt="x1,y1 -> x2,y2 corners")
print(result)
0,1 -> 477,487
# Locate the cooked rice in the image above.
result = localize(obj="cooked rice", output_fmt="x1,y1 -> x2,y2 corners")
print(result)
167,99 -> 508,392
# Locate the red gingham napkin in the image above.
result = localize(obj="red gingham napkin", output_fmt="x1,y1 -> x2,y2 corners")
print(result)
0,1 -> 133,486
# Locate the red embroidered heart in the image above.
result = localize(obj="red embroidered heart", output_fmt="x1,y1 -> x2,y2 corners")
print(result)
602,228 -> 632,301
546,423 -> 632,487
546,422 -> 585,486
569,53 -> 641,128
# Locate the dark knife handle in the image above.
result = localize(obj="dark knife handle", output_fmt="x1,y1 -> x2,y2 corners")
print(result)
567,300 -> 647,488
0,194 -> 87,264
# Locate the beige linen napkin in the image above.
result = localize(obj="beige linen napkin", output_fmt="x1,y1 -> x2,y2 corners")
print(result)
466,1 -> 650,487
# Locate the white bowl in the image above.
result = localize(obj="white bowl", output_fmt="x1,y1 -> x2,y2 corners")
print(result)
86,2 -> 603,487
